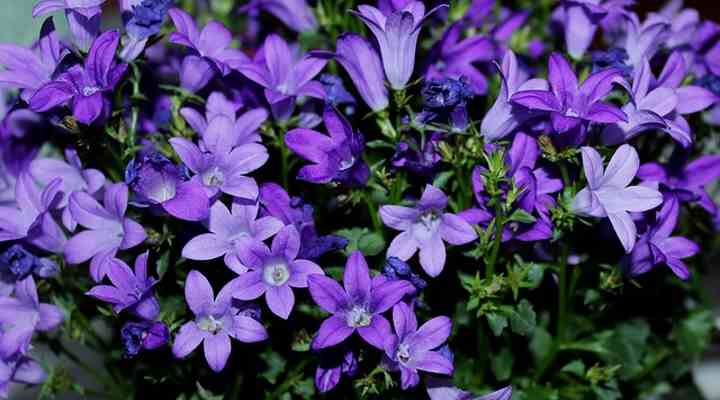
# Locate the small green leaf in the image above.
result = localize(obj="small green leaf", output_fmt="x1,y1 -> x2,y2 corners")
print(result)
491,347 -> 514,381
530,327 -> 552,364
561,360 -> 586,377
508,209 -> 536,224
487,313 -> 508,336
357,232 -> 386,256
509,299 -> 537,336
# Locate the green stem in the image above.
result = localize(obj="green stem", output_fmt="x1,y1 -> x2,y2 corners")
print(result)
557,243 -> 570,341
365,191 -> 382,231
485,207 -> 505,278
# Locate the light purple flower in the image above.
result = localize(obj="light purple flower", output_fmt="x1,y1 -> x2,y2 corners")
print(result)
180,92 -> 268,147
572,144 -> 663,253
510,52 -> 626,141
64,183 -> 146,281
182,200 -> 284,274
119,0 -> 173,61
384,302 -> 452,389
426,378 -> 512,400
172,270 -> 268,372
168,8 -> 250,92
0,172 -> 65,254
0,18 -> 67,102
307,250 -> 414,350
620,12 -> 670,68
285,107 -> 369,186
656,0 -> 699,50
352,1 -> 448,90
0,276 -> 64,358
232,225 -> 324,319
624,194 -> 699,280
481,50 -> 548,142
87,252 -> 160,320
241,0 -> 318,33
30,30 -> 128,125
33,0 -> 107,52
30,148 -> 106,231
380,185 -> 477,277
559,1 -> 609,60
334,33 -> 389,112
0,354 -> 48,398
235,34 -> 329,120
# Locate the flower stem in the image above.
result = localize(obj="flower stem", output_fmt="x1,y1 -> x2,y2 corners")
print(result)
485,208 -> 505,278
557,243 -> 570,341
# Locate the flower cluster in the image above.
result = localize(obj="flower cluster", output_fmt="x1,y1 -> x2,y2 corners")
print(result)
0,0 -> 718,398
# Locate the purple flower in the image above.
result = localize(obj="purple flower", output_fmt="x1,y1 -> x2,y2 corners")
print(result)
391,132 -> 442,177
620,13 -> 669,68
168,8 -> 249,92
380,185 -> 477,277
335,33 -> 389,112
182,200 -> 284,274
572,144 -> 663,253
481,50 -> 548,142
86,252 -> 160,320
559,1 -> 609,59
623,195 -> 699,280
382,257 -> 427,294
241,0 -> 318,33
657,0 -> 699,50
120,0 -> 173,61
383,302 -> 452,389
259,183 -> 348,260
0,354 -> 47,398
33,0 -> 107,52
120,320 -> 169,358
232,225 -> 324,319
426,378 -> 512,400
124,150 -> 210,222
0,244 -> 58,296
419,77 -> 474,131
180,91 -> 268,147
0,172 -> 65,254
285,107 -> 369,186
235,34 -> 329,120
64,183 -> 146,281
30,31 -> 128,125
314,346 -> 358,393
425,22 -> 495,94
511,52 -> 626,143
0,276 -> 64,358
0,18 -> 67,102
352,2 -> 448,90
637,154 -> 720,217
307,250 -> 414,350
31,148 -> 106,231
172,270 -> 268,372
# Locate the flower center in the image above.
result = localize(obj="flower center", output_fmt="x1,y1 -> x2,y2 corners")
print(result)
396,343 -> 411,365
82,86 -> 101,96
197,315 -> 224,334
413,209 -> 441,242
201,166 -> 225,187
346,305 -> 372,328
263,259 -> 290,286
339,156 -> 355,171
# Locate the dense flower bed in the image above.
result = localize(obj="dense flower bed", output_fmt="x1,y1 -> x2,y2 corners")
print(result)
0,0 -> 719,398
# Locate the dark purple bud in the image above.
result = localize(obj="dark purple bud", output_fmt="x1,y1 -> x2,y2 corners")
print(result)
120,321 -> 169,358
125,0 -> 173,40
591,47 -> 631,77
0,244 -> 37,280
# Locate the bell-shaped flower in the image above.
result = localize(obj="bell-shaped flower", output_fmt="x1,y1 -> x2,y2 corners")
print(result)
120,0 -> 173,61
352,1 -> 448,90
172,270 -> 268,372
241,0 -> 318,33
33,0 -> 107,52
334,33 -> 389,112
0,354 -> 48,398
572,144 -> 663,253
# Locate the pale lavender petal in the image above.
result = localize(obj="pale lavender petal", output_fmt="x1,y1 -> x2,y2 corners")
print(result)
182,233 -> 230,260
675,86 -> 718,114
411,316 -> 451,351
608,211 -> 637,253
380,205 -> 419,231
203,333 -> 231,372
312,315 -> 354,350
601,144 -> 639,189
357,314 -> 391,349
419,235 -> 446,277
307,274 -> 348,313
232,270 -> 266,300
172,322 -> 207,358
370,279 -> 414,314
231,315 -> 268,343
387,231 -> 418,260
439,213 -> 477,245
185,270 -> 214,315
265,285 -> 295,319
414,350 -> 453,375
287,260 -> 324,288
343,251 -> 371,301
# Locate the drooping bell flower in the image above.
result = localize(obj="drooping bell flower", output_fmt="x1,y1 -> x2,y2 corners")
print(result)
33,0 -> 107,52
334,33 -> 388,112
240,0 -> 318,33
120,320 -> 169,358
120,0 -> 174,61
352,1 -> 448,90
559,0 -> 609,60
30,31 -> 128,125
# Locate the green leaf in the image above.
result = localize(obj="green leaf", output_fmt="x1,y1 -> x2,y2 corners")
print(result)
365,140 -> 395,150
509,299 -> 537,336
196,382 -> 223,400
561,360 -> 586,377
530,327 -> 552,364
336,228 -> 386,256
491,347 -> 514,381
156,250 -> 171,279
508,208 -> 536,224
487,313 -> 508,336
259,350 -> 287,384
672,309 -> 714,356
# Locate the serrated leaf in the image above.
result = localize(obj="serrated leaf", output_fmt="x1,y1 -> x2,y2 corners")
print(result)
487,313 -> 508,336
509,299 -> 536,336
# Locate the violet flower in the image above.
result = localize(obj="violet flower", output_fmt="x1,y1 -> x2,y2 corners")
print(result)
285,107 -> 369,186
572,144 -> 663,253
232,225 -> 324,320
30,30 -> 128,125
172,270 -> 268,372
384,302 -> 452,389
419,77 -> 474,131
30,148 -> 106,231
380,184 -> 477,277
64,183 -> 146,281
481,50 -> 548,142
124,150 -> 210,222
620,12 -> 670,68
0,172 -> 64,254
120,0 -> 174,61
352,2 -> 448,90
0,244 -> 58,296
259,182 -> 348,260
0,276 -> 64,358
0,354 -> 47,398
181,199 -> 284,274
0,18 -> 67,102
426,378 -> 512,400
334,33 -> 389,112
637,154 -> 720,217
235,34 -> 329,120
391,132 -> 442,178
308,250 -> 414,350
314,346 -> 358,393
33,0 -> 107,52
120,320 -> 169,358
168,8 -> 249,92
510,52 -> 626,144
559,0 -> 609,60
241,0 -> 318,33
623,195 -> 699,280
87,252 -> 160,320
424,21 -> 495,94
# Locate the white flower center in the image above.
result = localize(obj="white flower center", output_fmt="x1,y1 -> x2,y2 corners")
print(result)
198,315 -> 224,334
396,343 -> 411,365
412,209 -> 441,242
263,259 -> 290,286
346,305 -> 372,328
82,86 -> 101,96
339,156 -> 355,171
202,166 -> 225,187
